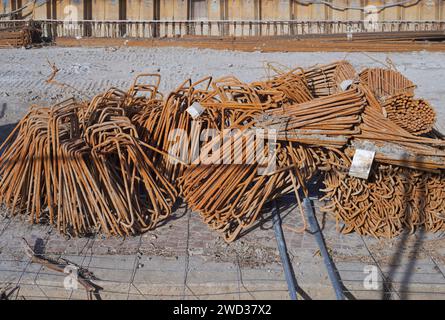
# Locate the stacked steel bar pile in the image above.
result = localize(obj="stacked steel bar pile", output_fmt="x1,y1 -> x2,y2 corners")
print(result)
303,61 -> 357,98
0,26 -> 39,48
359,67 -> 417,98
381,93 -> 436,135
321,160 -> 445,238
0,83 -> 177,236
0,60 -> 444,241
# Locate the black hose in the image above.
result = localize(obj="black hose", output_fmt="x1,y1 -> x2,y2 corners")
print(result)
303,197 -> 344,300
272,200 -> 298,300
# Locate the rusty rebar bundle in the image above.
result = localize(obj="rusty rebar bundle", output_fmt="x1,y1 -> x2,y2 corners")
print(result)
359,67 -> 416,99
381,93 -> 436,135
0,26 -> 38,48
178,134 -> 329,241
300,61 -> 357,98
1,60 -> 445,243
321,159 -> 445,238
0,88 -> 177,236
253,86 -> 366,148
252,67 -> 313,105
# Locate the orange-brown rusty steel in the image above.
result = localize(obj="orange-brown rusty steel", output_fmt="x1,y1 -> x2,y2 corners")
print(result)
253,85 -> 366,148
0,82 -> 177,237
359,67 -> 416,100
321,157 -> 445,238
381,93 -> 436,136
299,61 -> 357,98
1,61 -> 445,243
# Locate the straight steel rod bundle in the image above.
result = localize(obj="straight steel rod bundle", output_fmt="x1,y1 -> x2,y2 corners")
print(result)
381,93 -> 436,135
253,86 -> 366,148
297,61 -> 357,98
0,25 -> 38,48
359,67 -> 416,100
352,84 -> 445,171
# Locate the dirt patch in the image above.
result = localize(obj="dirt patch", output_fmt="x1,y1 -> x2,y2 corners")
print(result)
97,237 -> 281,268
204,237 -> 280,268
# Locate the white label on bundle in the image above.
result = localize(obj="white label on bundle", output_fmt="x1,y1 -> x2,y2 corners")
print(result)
349,149 -> 375,180
340,79 -> 354,91
186,102 -> 205,119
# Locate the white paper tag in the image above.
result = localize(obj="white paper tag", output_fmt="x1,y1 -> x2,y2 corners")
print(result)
349,149 -> 375,180
340,79 -> 354,91
186,102 -> 204,119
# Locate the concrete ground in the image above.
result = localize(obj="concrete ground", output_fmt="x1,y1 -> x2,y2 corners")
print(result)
0,47 -> 444,300
1,198 -> 445,300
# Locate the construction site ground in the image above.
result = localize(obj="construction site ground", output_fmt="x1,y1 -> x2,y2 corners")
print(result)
1,45 -> 445,300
